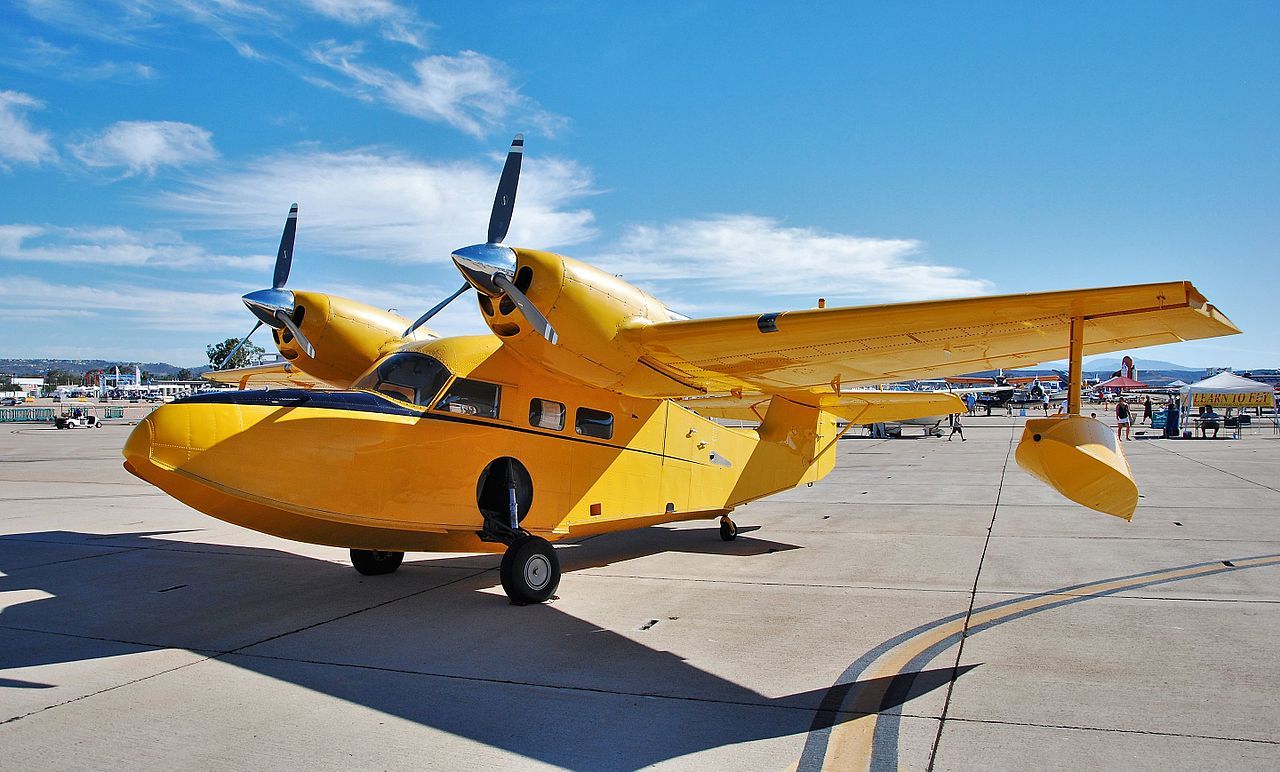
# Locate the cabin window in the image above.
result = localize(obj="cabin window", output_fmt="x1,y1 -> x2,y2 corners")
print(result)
436,378 -> 501,418
354,353 -> 450,407
529,398 -> 565,430
575,407 -> 614,439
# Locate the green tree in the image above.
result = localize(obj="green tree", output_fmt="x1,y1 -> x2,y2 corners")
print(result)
207,338 -> 266,370
174,368 -> 193,380
44,368 -> 78,386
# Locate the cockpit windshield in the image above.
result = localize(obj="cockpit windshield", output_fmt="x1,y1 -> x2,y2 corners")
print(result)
354,352 -> 450,407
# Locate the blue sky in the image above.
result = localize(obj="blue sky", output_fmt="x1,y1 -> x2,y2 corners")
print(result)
1,1 -> 1276,368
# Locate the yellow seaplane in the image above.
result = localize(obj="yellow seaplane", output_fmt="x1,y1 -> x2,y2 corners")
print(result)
123,136 -> 1240,603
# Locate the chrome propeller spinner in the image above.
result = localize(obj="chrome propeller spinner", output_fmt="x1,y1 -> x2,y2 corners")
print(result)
402,134 -> 558,344
217,204 -> 315,369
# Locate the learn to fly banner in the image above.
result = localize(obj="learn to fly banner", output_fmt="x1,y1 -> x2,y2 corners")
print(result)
1190,392 -> 1274,407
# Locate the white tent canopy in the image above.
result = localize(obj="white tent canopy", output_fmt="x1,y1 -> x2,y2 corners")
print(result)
1179,372 -> 1274,408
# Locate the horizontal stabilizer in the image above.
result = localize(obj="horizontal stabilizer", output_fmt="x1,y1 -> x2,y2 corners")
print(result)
683,389 -> 964,424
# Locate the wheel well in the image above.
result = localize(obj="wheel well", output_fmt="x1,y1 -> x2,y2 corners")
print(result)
476,456 -> 533,524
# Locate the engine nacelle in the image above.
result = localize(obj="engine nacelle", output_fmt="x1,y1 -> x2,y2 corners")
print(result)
480,249 -> 703,398
274,291 -> 426,387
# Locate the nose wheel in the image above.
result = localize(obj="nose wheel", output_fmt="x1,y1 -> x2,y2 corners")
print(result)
719,516 -> 738,541
500,535 -> 560,604
350,549 -> 404,575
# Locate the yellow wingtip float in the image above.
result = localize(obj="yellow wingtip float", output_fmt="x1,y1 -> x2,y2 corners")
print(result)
1015,415 -> 1139,520
126,135 -> 1240,603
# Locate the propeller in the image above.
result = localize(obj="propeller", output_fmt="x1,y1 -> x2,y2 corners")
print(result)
402,133 -> 558,344
218,204 -> 315,369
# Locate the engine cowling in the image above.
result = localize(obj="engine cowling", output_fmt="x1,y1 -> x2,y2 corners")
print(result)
478,248 -> 703,398
273,291 -> 426,387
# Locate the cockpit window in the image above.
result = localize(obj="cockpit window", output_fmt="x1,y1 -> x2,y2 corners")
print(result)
355,353 -> 450,407
436,378 -> 501,418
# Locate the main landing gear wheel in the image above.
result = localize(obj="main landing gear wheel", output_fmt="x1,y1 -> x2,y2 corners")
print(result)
719,516 -> 738,541
500,535 -> 560,604
350,549 -> 404,576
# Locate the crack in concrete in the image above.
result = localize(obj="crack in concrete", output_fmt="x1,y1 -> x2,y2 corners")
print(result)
927,419 -> 1017,771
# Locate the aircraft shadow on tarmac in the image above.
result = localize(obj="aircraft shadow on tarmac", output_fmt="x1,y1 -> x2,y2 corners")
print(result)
0,528 -> 970,769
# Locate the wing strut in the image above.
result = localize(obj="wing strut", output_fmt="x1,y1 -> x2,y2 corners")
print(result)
1068,315 -> 1084,415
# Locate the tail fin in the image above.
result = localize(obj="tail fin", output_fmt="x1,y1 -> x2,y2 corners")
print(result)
727,396 -> 841,506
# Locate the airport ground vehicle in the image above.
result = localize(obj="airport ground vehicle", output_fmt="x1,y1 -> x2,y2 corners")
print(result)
55,407 -> 102,429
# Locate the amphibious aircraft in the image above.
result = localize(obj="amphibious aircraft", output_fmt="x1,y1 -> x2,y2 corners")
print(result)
123,135 -> 1240,604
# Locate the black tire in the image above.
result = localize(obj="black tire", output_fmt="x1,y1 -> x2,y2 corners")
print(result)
500,536 -> 560,604
350,549 -> 404,576
720,517 -> 738,541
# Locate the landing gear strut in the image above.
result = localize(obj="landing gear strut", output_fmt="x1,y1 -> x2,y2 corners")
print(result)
350,549 -> 404,575
475,457 -> 560,604
719,515 -> 738,541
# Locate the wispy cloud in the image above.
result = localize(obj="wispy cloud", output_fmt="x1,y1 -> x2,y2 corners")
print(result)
1,36 -> 157,81
0,223 -> 270,270
15,1 -> 556,139
0,90 -> 57,168
299,0 -> 431,47
159,147 -> 596,263
309,43 -> 567,137
69,120 -> 218,177
0,275 -> 243,333
592,215 -> 993,303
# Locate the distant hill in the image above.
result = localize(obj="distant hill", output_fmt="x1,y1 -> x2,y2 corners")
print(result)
1082,356 -> 1202,372
0,358 -> 207,378
1037,356 -> 1203,373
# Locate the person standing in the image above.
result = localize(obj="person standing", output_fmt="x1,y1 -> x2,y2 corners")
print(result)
1142,396 -> 1154,425
1115,397 -> 1132,441
947,412 -> 966,441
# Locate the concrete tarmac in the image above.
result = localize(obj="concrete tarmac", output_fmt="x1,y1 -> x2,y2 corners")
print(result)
2,416 -> 1278,770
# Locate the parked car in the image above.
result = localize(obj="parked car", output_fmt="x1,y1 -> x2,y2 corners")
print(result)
0,397 -> 18,407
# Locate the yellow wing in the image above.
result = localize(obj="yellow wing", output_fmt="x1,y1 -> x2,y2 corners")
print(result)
201,362 -> 335,390
628,281 -> 1237,397
681,390 -> 964,424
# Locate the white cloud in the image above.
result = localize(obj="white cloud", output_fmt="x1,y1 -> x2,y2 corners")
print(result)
159,147 -> 596,263
14,2 -> 551,137
299,0 -> 430,47
0,275 -> 244,333
592,215 -> 993,303
0,90 -> 57,167
5,36 -> 157,81
0,307 -> 95,320
70,120 -> 218,177
0,223 -> 271,270
309,43 -> 567,137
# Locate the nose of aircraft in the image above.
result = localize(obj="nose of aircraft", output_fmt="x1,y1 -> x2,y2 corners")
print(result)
121,413 -> 154,478
121,401 -> 227,481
